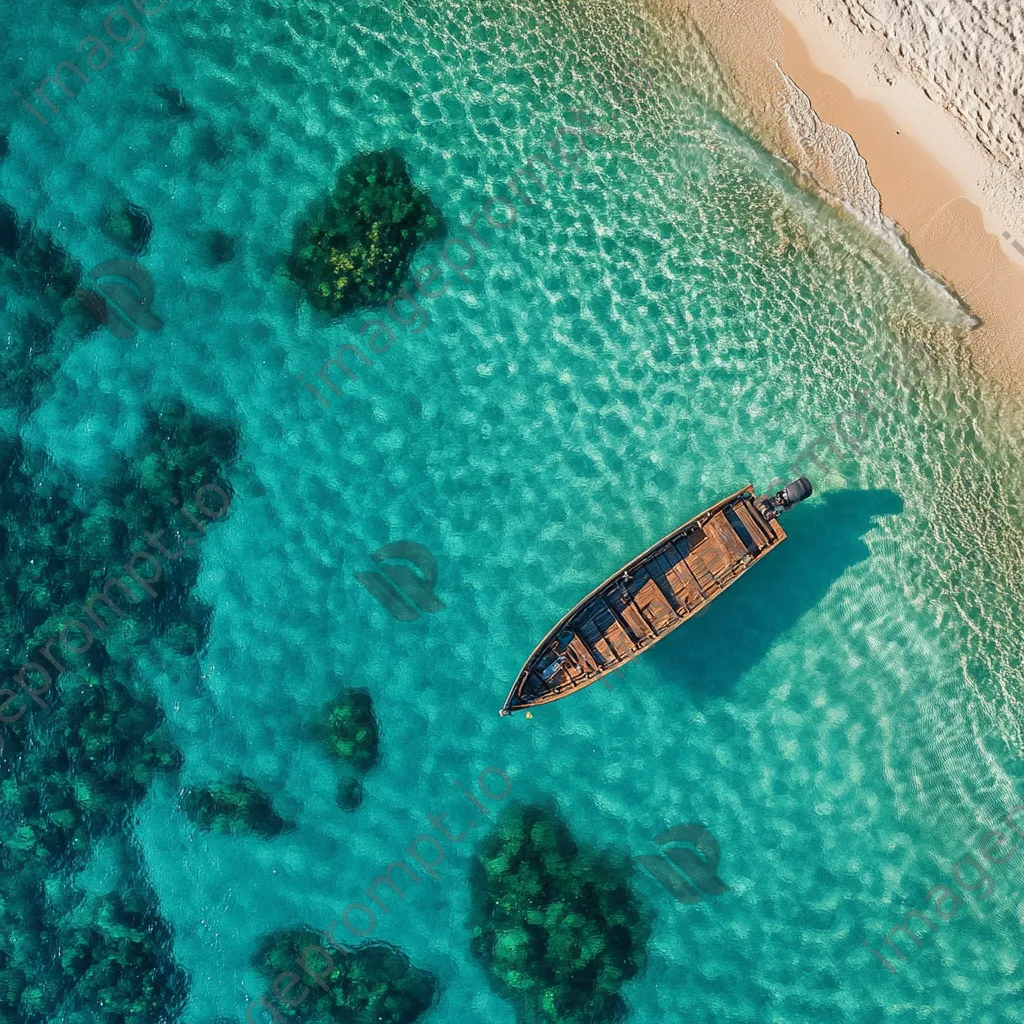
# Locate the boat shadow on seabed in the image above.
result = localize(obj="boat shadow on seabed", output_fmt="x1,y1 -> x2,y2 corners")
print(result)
644,487 -> 904,699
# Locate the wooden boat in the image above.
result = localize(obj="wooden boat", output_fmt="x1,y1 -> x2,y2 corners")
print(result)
500,478 -> 812,716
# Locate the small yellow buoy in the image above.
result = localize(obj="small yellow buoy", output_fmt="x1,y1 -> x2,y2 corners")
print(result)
525,712 -> 533,719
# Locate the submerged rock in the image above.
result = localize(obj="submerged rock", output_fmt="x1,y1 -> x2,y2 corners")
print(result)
201,228 -> 237,266
287,149 -> 444,316
323,687 -> 379,771
336,776 -> 364,811
468,801 -> 651,1024
154,83 -> 191,117
100,198 -> 153,255
182,777 -> 290,837
254,930 -> 438,1024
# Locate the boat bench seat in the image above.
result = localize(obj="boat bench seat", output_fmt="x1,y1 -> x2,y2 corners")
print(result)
566,635 -> 599,674
632,578 -> 676,632
620,601 -> 656,643
705,511 -> 750,564
604,619 -> 636,659
593,637 -> 617,665
662,547 -> 706,609
731,501 -> 772,552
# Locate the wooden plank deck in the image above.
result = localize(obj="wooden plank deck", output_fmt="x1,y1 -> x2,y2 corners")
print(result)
603,615 -> 637,659
567,635 -> 599,675
685,546 -> 721,594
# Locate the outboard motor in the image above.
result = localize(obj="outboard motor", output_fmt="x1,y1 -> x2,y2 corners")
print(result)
756,476 -> 813,521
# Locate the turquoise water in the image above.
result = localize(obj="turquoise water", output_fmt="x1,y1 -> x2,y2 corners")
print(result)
5,0 -> 1024,1020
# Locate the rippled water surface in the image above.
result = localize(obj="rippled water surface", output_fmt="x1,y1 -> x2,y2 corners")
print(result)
4,0 -> 1024,1021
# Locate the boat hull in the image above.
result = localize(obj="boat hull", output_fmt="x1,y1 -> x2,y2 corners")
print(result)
500,485 -> 787,715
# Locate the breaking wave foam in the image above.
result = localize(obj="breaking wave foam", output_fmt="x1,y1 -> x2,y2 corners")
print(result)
777,66 -> 976,325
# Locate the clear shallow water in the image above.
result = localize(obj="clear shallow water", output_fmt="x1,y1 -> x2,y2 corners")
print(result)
4,0 -> 1024,1021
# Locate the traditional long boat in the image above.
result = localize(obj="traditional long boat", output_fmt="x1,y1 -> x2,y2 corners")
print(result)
500,478 -> 813,716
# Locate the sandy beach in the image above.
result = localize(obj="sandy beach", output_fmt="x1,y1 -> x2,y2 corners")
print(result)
672,0 -> 1024,391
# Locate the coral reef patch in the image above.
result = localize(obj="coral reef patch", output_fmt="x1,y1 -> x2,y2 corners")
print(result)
201,228 -> 237,266
0,667 -> 184,1022
0,391 -> 241,1022
468,801 -> 651,1024
0,311 -> 60,413
61,883 -> 190,1023
100,197 -> 154,256
287,149 -> 444,316
323,687 -> 380,772
0,399 -> 238,680
182,776 -> 291,837
0,199 -> 82,317
254,929 -> 439,1024
336,776 -> 365,811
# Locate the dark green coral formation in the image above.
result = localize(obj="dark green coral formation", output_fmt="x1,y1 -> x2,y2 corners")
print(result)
0,311 -> 62,413
0,669 -> 185,1022
119,398 -> 238,532
469,802 -> 651,1024
1,669 -> 182,871
0,431 -> 103,664
323,687 -> 379,771
0,200 -> 82,315
0,200 -> 84,416
61,884 -> 189,1023
0,399 -> 237,674
182,776 -> 290,837
336,776 -> 364,812
0,395 -> 240,1022
288,149 -> 444,316
254,928 -> 439,1024
100,197 -> 153,255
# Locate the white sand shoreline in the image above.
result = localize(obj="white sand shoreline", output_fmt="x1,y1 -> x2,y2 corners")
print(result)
668,0 -> 1024,392
772,0 -> 1024,268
